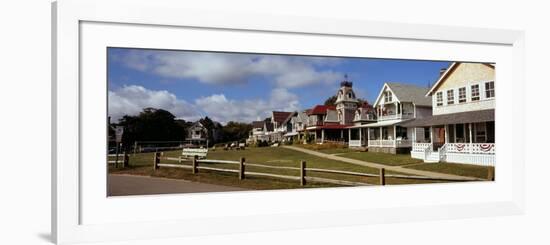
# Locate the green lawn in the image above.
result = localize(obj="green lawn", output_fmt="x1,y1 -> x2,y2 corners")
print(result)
109,147 -> 472,191
337,151 -> 424,166
405,162 -> 494,179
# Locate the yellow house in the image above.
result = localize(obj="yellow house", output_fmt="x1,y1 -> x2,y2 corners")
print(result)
404,62 -> 495,166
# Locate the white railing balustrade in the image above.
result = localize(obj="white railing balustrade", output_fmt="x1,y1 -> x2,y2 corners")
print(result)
368,139 -> 411,147
446,143 -> 495,154
395,139 -> 412,147
412,142 -> 432,152
348,140 -> 362,147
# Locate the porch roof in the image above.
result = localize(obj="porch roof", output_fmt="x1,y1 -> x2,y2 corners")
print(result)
401,109 -> 494,127
283,132 -> 298,137
350,119 -> 411,128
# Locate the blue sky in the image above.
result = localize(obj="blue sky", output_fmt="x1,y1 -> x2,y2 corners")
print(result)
108,47 -> 450,124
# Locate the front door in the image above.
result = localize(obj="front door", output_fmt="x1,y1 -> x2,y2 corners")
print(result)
433,126 -> 445,150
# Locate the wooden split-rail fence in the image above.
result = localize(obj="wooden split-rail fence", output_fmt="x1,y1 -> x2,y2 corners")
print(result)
152,152 -> 485,186
108,152 -> 129,168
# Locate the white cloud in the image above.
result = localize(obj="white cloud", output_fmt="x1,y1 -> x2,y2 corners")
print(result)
112,50 -> 344,88
194,88 -> 300,123
108,85 -> 200,122
109,85 -> 301,124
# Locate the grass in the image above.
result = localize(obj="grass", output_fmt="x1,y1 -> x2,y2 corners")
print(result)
405,162 -> 494,179
293,143 -> 358,154
109,147 -> 476,193
337,151 -> 424,166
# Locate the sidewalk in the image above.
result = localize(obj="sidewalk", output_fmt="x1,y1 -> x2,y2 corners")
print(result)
282,146 -> 482,181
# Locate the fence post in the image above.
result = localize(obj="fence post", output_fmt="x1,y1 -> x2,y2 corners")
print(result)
300,160 -> 306,186
488,167 -> 495,181
178,155 -> 182,164
153,152 -> 160,170
379,168 -> 385,185
239,157 -> 246,180
123,151 -> 129,168
192,155 -> 198,174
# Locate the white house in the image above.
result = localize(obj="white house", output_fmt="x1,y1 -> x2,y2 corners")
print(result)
348,83 -> 432,153
404,62 -> 495,166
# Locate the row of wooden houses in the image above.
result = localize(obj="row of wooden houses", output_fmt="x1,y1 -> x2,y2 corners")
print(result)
247,62 -> 495,166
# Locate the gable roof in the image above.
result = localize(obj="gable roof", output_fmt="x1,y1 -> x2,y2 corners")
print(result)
308,105 -> 336,115
387,83 -> 432,107
272,111 -> 293,125
426,62 -> 495,96
281,111 -> 298,126
374,83 -> 431,107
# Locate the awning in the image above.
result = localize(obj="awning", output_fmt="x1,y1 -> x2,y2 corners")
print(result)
401,109 -> 494,127
350,119 -> 412,128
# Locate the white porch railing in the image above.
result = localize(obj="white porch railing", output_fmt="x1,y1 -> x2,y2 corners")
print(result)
396,139 -> 412,147
368,139 -> 411,147
412,142 -> 432,152
446,143 -> 495,154
377,112 -> 414,121
348,140 -> 362,147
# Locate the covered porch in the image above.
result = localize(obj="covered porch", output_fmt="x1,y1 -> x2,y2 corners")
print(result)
345,119 -> 413,153
403,109 -> 495,166
305,125 -> 350,144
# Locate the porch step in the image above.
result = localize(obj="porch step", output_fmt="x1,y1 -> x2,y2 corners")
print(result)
424,152 -> 440,163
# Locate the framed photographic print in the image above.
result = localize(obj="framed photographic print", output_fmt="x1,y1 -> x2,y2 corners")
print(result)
52,0 -> 525,244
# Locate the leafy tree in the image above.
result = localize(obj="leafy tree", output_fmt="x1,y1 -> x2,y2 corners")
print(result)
324,95 -> 337,106
221,121 -> 253,143
115,108 -> 185,150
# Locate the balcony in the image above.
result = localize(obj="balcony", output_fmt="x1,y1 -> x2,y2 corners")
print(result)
377,112 -> 414,121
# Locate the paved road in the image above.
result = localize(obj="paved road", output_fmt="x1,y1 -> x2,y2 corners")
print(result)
108,174 -> 246,196
282,146 -> 482,181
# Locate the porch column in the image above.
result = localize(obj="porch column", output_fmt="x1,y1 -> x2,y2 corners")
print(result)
348,129 -> 351,143
366,128 -> 370,145
321,129 -> 325,144
340,129 -> 344,139
412,127 -> 416,143
379,127 -> 382,140
469,123 -> 473,153
429,126 -> 433,143
359,128 -> 362,145
393,125 -> 397,147
444,125 -> 449,143
314,130 -> 317,142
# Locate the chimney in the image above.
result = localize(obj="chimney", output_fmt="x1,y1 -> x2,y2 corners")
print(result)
439,68 -> 447,77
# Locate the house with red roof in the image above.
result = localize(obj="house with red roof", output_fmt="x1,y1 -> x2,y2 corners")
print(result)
302,79 -> 376,144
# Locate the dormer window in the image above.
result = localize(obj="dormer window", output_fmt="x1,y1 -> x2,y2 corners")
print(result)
347,93 -> 352,99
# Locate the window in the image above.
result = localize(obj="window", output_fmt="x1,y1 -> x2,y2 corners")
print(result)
458,87 -> 466,103
384,91 -> 392,102
436,92 -> 443,106
475,122 -> 487,142
396,126 -> 407,139
471,84 -> 480,101
447,89 -> 455,105
485,81 -> 495,98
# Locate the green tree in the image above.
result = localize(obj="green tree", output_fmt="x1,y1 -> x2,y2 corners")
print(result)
115,108 -> 185,150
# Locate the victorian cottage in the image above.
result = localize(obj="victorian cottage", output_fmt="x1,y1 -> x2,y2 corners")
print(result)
404,62 -> 495,166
